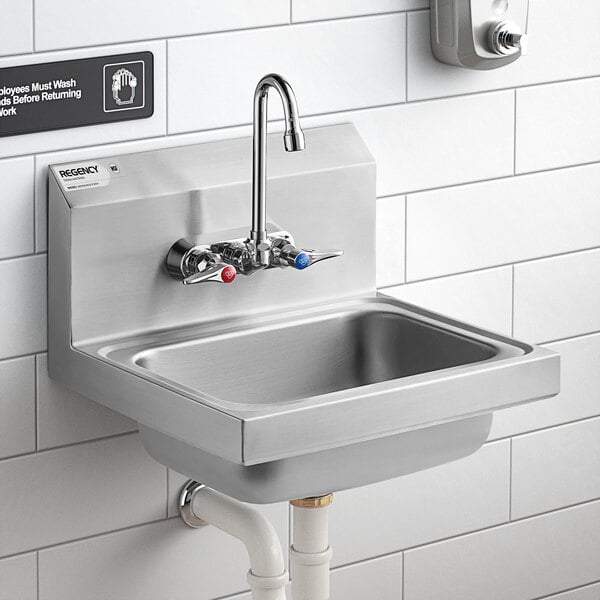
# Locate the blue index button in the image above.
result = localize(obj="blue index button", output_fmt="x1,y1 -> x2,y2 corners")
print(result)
295,252 -> 310,270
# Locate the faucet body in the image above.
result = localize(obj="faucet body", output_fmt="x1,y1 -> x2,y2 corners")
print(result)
251,74 -> 305,265
166,74 -> 342,285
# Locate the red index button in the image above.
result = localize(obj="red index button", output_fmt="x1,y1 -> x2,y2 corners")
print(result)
221,265 -> 237,283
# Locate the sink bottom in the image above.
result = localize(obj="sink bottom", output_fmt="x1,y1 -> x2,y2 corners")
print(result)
140,413 -> 492,503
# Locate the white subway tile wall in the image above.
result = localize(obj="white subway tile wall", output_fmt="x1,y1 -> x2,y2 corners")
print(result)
35,0 -> 289,51
543,582 -> 600,600
167,15 -> 407,133
511,418 -> 600,520
516,77 -> 600,174
376,195 -> 406,287
513,248 -> 600,343
36,354 -> 136,450
0,554 -> 37,600
490,333 -> 600,440
384,267 -> 513,334
0,157 -> 34,260
293,0 -> 427,23
0,1 -> 598,598
0,356 -> 35,459
404,501 -> 600,600
0,0 -> 32,56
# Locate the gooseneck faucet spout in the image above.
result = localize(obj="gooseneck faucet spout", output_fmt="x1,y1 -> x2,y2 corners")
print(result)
251,74 -> 305,264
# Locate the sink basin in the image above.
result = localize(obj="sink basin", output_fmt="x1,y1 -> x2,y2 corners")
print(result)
47,124 -> 560,503
128,304 -> 497,406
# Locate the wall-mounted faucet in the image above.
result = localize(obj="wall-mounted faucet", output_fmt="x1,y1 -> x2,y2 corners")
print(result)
166,73 -> 343,285
251,74 -> 305,267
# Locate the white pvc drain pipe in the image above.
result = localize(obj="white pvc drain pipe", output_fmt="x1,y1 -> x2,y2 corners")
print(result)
180,482 -> 333,600
290,495 -> 333,600
181,482 -> 288,600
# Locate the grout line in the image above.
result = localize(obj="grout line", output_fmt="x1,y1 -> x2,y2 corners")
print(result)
406,72 -> 600,105
537,580 -> 600,600
392,244 -> 600,286
0,250 -> 46,264
0,430 -> 138,464
34,354 -> 39,452
541,328 -> 600,345
387,157 -> 600,200
28,10 -> 423,56
510,414 -> 600,440
0,253 -> 47,265
508,437 -> 513,521
403,195 -> 408,283
0,516 -> 170,562
0,351 -> 40,364
511,264 -> 515,337
36,550 -> 40,600
31,0 -> 36,53
513,88 -> 518,175
32,155 -> 37,253
288,503 -> 292,569
336,497 -> 600,570
165,468 -> 170,518
405,12 -> 409,102
289,0 -> 293,24
293,7 -> 430,27
165,40 -> 169,135
402,551 -> 406,599
488,413 -> 600,444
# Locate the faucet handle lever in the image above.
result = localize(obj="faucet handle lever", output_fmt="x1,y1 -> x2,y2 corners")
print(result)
273,240 -> 343,270
302,248 -> 344,266
183,263 -> 237,285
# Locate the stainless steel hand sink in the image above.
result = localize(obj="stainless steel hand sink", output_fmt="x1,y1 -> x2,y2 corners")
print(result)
85,295 -> 556,502
48,124 -> 560,503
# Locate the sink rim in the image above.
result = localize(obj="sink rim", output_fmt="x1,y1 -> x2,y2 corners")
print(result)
86,294 -> 529,418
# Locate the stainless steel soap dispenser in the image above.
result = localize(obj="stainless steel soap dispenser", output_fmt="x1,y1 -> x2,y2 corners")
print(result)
430,0 -> 529,70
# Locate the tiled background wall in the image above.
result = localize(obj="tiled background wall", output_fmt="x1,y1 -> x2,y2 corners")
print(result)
1,1 -> 599,598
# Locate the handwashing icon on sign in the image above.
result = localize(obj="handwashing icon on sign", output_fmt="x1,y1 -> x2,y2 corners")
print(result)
111,68 -> 137,106
103,60 -> 145,113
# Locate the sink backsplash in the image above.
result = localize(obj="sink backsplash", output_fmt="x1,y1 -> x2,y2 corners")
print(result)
49,125 -> 375,346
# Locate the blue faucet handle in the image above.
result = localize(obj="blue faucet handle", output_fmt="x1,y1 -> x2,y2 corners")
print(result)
276,243 -> 343,270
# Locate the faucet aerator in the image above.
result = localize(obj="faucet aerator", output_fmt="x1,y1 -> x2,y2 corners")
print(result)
284,130 -> 306,152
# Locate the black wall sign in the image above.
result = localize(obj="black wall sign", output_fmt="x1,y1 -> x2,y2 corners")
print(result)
0,52 -> 154,137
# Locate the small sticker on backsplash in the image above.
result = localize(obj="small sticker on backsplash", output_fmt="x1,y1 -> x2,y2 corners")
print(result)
55,161 -> 120,192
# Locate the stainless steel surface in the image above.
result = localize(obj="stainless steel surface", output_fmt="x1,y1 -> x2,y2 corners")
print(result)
128,304 -> 499,407
140,413 -> 494,503
489,20 -> 528,56
179,481 -> 209,528
93,294 -> 558,469
252,74 -> 305,256
48,122 -> 559,503
49,124 -> 375,346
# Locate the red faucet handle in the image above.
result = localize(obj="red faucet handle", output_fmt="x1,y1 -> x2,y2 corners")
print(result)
183,264 -> 237,285
220,265 -> 237,283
